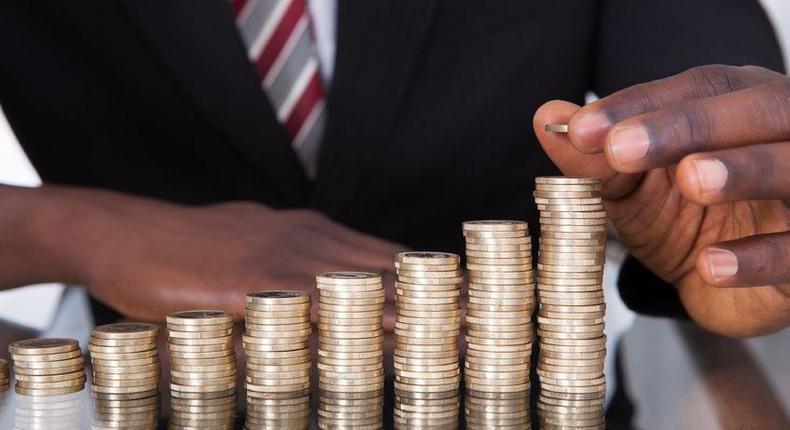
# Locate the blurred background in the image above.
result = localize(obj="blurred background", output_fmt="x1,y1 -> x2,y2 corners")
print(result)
0,2 -> 788,429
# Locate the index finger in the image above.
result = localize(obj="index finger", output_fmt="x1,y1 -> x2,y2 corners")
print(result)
568,65 -> 782,153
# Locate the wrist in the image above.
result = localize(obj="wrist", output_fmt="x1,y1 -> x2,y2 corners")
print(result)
0,184 -> 94,287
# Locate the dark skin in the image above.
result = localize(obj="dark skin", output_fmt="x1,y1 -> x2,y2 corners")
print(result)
0,185 -> 404,321
534,64 -> 790,338
0,65 -> 786,337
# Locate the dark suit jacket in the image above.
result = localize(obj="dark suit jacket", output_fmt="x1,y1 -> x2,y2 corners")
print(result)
0,0 -> 784,322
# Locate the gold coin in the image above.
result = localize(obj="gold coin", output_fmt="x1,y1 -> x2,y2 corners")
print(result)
13,355 -> 84,370
9,338 -> 79,355
88,343 -> 157,354
463,220 -> 528,232
543,124 -> 569,133
166,310 -> 234,327
397,252 -> 460,266
396,276 -> 463,286
11,349 -> 82,362
316,272 -> 381,285
246,291 -> 309,304
320,296 -> 385,306
395,262 -> 459,272
16,385 -> 84,396
92,323 -> 159,340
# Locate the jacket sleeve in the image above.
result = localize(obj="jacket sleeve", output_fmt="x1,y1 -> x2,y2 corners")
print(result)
593,0 -> 785,317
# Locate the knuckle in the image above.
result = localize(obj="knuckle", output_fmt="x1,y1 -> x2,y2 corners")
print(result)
672,104 -> 713,151
686,64 -> 747,96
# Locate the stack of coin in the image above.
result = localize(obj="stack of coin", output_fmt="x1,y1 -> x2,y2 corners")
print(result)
167,311 -> 237,399
462,220 -> 534,429
13,390 -> 85,429
170,391 -> 237,429
393,252 -> 462,429
0,358 -> 8,392
9,338 -> 85,396
243,291 -> 311,429
93,393 -> 159,429
89,323 -> 160,401
317,272 -> 384,429
534,176 -> 607,429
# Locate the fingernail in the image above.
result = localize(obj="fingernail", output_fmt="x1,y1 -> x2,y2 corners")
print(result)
692,159 -> 728,194
609,126 -> 650,165
707,248 -> 738,281
572,112 -> 611,148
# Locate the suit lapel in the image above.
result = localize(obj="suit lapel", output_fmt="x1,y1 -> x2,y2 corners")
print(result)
312,0 -> 441,213
120,0 -> 310,205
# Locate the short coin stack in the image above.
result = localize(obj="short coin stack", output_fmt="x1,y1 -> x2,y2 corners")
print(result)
393,252 -> 462,429
244,291 -> 311,429
93,393 -> 159,429
534,176 -> 607,429
9,338 -> 85,396
0,358 -> 8,392
318,272 -> 385,429
89,323 -> 160,401
167,311 -> 237,399
463,220 -> 534,429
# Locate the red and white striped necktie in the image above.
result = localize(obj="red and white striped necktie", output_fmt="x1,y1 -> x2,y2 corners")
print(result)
232,0 -> 326,178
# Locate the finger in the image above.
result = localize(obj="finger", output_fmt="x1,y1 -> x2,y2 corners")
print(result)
534,100 -> 640,199
569,65 -> 782,153
676,142 -> 790,205
696,232 -> 790,289
604,79 -> 790,173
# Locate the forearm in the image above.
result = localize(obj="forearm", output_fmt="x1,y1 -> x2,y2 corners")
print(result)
0,184 -> 94,289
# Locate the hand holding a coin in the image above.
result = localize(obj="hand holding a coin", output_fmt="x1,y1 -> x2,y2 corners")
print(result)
534,64 -> 790,337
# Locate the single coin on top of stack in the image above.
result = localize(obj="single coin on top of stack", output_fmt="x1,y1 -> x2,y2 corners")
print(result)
167,310 -> 237,429
534,176 -> 607,430
9,338 -> 85,396
243,290 -> 311,430
89,323 -> 160,402
393,251 -> 462,429
0,358 -> 8,392
462,220 -> 534,430
317,272 -> 385,430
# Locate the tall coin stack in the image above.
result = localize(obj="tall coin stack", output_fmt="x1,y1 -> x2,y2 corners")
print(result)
393,252 -> 462,429
89,323 -> 160,402
534,176 -> 607,429
463,220 -> 534,429
9,338 -> 85,396
0,358 -> 8,392
317,272 -> 385,429
167,311 -> 237,399
244,291 -> 311,429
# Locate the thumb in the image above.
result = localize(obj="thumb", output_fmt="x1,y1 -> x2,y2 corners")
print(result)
533,100 -> 639,199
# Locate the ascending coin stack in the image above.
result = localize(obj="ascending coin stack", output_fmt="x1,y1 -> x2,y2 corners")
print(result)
167,310 -> 237,429
534,176 -> 607,430
0,358 -> 8,392
317,272 -> 385,429
89,323 -> 160,402
463,220 -> 534,429
89,323 -> 160,429
243,291 -> 311,429
393,252 -> 462,429
9,338 -> 85,396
